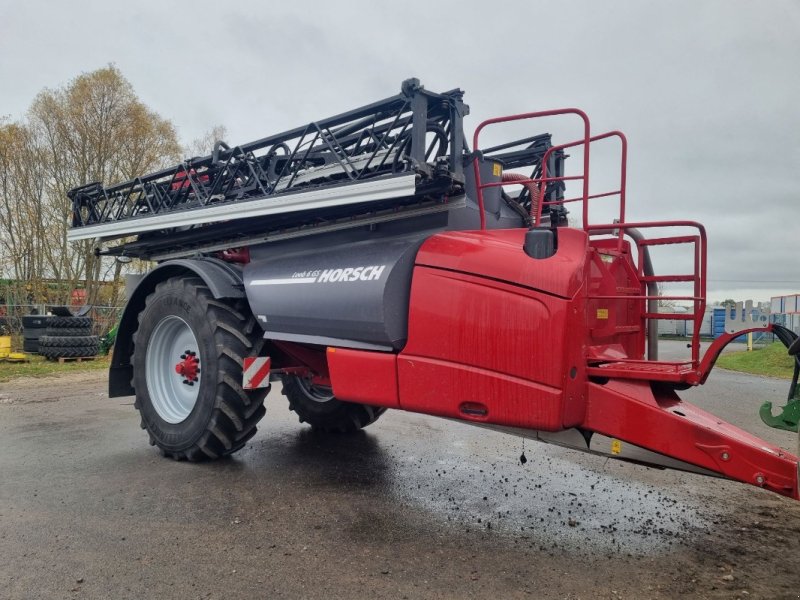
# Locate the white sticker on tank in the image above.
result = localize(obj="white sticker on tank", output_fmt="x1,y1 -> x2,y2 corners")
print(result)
318,265 -> 385,282
250,265 -> 386,286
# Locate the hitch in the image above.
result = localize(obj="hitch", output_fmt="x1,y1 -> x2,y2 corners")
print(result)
759,398 -> 799,433
758,323 -> 800,434
583,379 -> 800,499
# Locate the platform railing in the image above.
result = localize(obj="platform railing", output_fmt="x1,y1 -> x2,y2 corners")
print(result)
473,110 -> 708,377
538,131 -> 627,250
587,221 -> 708,372
472,109 -> 591,231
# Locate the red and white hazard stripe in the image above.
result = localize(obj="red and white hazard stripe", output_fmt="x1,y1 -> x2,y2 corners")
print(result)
242,356 -> 271,390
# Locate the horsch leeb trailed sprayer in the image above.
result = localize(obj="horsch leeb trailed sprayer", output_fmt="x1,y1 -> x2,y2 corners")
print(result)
67,79 -> 800,500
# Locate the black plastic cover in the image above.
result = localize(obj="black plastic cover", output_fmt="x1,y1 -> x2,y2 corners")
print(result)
243,233 -> 429,350
523,228 -> 556,259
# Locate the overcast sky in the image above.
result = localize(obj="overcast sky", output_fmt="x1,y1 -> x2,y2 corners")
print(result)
1,0 -> 798,303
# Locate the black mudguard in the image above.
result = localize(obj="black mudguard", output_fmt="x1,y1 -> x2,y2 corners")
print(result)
109,258 -> 245,398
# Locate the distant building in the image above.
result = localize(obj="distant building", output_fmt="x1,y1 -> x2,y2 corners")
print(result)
771,294 -> 800,335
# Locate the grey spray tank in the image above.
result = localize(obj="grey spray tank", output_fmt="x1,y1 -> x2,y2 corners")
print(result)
243,226 -> 436,351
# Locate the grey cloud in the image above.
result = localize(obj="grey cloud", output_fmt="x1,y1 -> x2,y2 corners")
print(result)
1,0 -> 797,302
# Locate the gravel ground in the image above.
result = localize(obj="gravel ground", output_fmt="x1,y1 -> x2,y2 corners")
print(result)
0,341 -> 798,599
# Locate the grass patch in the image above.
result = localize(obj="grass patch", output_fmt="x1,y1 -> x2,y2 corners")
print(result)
716,342 -> 796,379
0,354 -> 109,382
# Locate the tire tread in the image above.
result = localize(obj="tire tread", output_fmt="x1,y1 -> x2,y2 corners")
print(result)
45,327 -> 92,337
48,316 -> 92,329
132,277 -> 268,461
282,375 -> 386,434
39,335 -> 99,348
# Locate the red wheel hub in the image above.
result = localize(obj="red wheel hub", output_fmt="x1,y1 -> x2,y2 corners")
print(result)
174,350 -> 200,385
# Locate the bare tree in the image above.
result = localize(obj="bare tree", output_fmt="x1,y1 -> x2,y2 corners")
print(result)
184,125 -> 228,158
0,121 -> 49,303
0,65 -> 182,306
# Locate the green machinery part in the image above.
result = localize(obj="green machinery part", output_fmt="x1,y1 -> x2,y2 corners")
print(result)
100,321 -> 118,355
759,328 -> 800,433
759,398 -> 799,433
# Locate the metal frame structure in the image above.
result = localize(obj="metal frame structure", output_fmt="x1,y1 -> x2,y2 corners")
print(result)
67,79 -> 468,254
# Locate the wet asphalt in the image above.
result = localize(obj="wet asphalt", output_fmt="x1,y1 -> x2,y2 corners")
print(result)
1,341 -> 799,599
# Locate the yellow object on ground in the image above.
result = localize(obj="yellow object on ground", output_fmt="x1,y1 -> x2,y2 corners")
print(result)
4,352 -> 28,363
0,336 -> 11,358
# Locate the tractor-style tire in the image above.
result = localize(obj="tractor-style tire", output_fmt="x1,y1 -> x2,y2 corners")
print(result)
48,316 -> 92,329
39,335 -> 99,348
281,374 -> 385,433
131,276 -> 268,460
45,327 -> 92,337
40,344 -> 99,359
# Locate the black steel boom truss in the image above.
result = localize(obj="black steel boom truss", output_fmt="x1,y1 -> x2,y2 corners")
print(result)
68,79 -> 468,237
66,79 -> 567,259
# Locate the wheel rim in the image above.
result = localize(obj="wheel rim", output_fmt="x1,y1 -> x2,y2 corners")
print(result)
295,376 -> 334,404
145,315 -> 201,424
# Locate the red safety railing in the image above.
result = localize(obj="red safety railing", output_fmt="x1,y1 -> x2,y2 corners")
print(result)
472,111 -> 630,239
538,132 -> 627,250
473,111 -> 709,382
472,109 -> 590,231
586,221 -> 707,374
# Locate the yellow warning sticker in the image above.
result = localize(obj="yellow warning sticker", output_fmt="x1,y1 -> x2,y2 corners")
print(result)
492,163 -> 502,177
611,439 -> 622,455
596,308 -> 609,320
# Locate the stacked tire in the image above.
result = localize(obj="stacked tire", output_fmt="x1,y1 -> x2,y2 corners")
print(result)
22,315 -> 52,354
38,316 -> 99,360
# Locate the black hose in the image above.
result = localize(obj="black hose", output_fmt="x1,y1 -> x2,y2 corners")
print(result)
772,324 -> 800,402
500,190 -> 533,226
